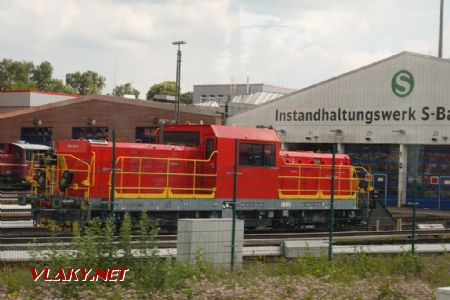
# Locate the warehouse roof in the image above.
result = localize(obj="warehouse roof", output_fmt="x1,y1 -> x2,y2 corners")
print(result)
0,94 -> 218,119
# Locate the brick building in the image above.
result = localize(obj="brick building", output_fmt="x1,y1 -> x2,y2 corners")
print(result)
0,92 -> 220,145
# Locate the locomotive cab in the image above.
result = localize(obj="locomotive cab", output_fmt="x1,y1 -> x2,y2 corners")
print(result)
0,142 -> 50,191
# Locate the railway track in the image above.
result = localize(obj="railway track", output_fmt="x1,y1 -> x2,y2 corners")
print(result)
2,229 -> 450,247
0,190 -> 34,228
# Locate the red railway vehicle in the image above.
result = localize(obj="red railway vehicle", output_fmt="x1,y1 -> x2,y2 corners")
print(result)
28,124 -> 371,230
0,142 -> 50,191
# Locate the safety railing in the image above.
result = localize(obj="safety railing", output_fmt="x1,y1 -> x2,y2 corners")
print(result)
278,162 -> 371,200
28,153 -> 92,198
109,151 -> 217,199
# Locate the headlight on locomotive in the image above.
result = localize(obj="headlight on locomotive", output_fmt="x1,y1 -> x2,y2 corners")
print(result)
59,170 -> 74,192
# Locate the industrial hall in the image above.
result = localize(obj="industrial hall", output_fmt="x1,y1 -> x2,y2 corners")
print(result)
228,51 -> 450,209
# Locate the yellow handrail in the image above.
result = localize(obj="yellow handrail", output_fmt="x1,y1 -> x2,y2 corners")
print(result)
109,151 -> 218,199
278,162 -> 371,200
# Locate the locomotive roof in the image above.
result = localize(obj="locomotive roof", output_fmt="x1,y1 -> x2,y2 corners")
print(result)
282,151 -> 350,159
212,125 -> 280,142
12,142 -> 50,151
164,124 -> 281,143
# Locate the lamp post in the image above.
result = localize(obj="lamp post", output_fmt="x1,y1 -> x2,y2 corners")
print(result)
172,40 -> 186,124
439,0 -> 444,58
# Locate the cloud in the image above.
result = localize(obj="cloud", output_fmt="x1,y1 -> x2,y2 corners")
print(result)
0,0 -> 447,96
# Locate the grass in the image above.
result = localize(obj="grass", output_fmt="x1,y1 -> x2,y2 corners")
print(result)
1,252 -> 449,299
1,214 -> 450,298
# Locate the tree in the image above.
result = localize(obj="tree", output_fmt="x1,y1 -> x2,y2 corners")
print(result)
180,91 -> 193,104
112,82 -> 140,98
0,59 -> 35,90
31,61 -> 53,91
146,81 -> 176,100
66,70 -> 106,95
145,81 -> 193,104
0,59 -> 76,93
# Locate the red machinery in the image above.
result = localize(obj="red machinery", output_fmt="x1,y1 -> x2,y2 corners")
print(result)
29,124 -> 371,230
0,142 -> 50,191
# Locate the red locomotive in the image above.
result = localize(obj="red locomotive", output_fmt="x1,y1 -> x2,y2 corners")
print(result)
0,142 -> 50,191
28,124 -> 371,230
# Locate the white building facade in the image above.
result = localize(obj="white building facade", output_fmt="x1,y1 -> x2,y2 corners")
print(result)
228,52 -> 450,209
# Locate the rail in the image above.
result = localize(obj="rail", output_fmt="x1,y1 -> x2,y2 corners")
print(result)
109,151 -> 217,199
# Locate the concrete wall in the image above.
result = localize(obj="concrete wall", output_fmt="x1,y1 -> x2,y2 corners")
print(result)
0,91 -> 73,107
177,219 -> 244,267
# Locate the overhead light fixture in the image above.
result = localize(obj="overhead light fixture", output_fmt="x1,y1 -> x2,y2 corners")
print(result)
330,129 -> 343,135
305,136 -> 312,141
365,137 -> 371,142
432,137 -> 438,142
392,129 -> 406,135
87,118 -> 96,126
33,118 -> 42,126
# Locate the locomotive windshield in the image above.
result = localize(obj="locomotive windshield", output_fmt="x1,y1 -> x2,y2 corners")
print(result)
239,143 -> 276,167
163,131 -> 200,146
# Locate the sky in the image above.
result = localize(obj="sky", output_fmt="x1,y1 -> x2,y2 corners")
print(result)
0,0 -> 447,97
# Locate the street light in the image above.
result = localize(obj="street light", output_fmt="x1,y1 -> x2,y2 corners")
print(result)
172,40 -> 186,124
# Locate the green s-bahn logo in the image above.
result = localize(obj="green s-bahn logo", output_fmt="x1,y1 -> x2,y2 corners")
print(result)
391,70 -> 414,97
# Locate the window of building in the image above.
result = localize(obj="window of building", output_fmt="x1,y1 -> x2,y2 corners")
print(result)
20,128 -> 53,146
239,143 -> 275,167
217,95 -> 224,102
201,95 -> 208,102
209,95 -> 216,101
135,127 -> 157,143
72,127 -> 109,140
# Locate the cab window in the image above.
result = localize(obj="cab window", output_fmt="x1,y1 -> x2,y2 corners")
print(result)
239,143 -> 275,167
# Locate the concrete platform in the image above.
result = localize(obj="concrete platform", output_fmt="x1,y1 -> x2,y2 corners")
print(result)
386,206 -> 450,228
388,207 -> 450,218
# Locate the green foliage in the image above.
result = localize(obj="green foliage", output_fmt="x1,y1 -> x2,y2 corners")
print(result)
145,81 -> 193,104
391,251 -> 424,276
31,61 -> 53,90
146,81 -> 176,100
65,70 -> 106,95
0,59 -> 76,93
0,267 -> 34,294
0,59 -> 35,90
377,283 -> 405,300
119,213 -> 132,263
112,82 -> 140,98
180,91 -> 193,104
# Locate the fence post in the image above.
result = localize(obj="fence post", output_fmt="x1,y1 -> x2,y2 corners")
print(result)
411,177 -> 417,253
110,129 -> 116,220
328,144 -> 336,262
231,138 -> 239,268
